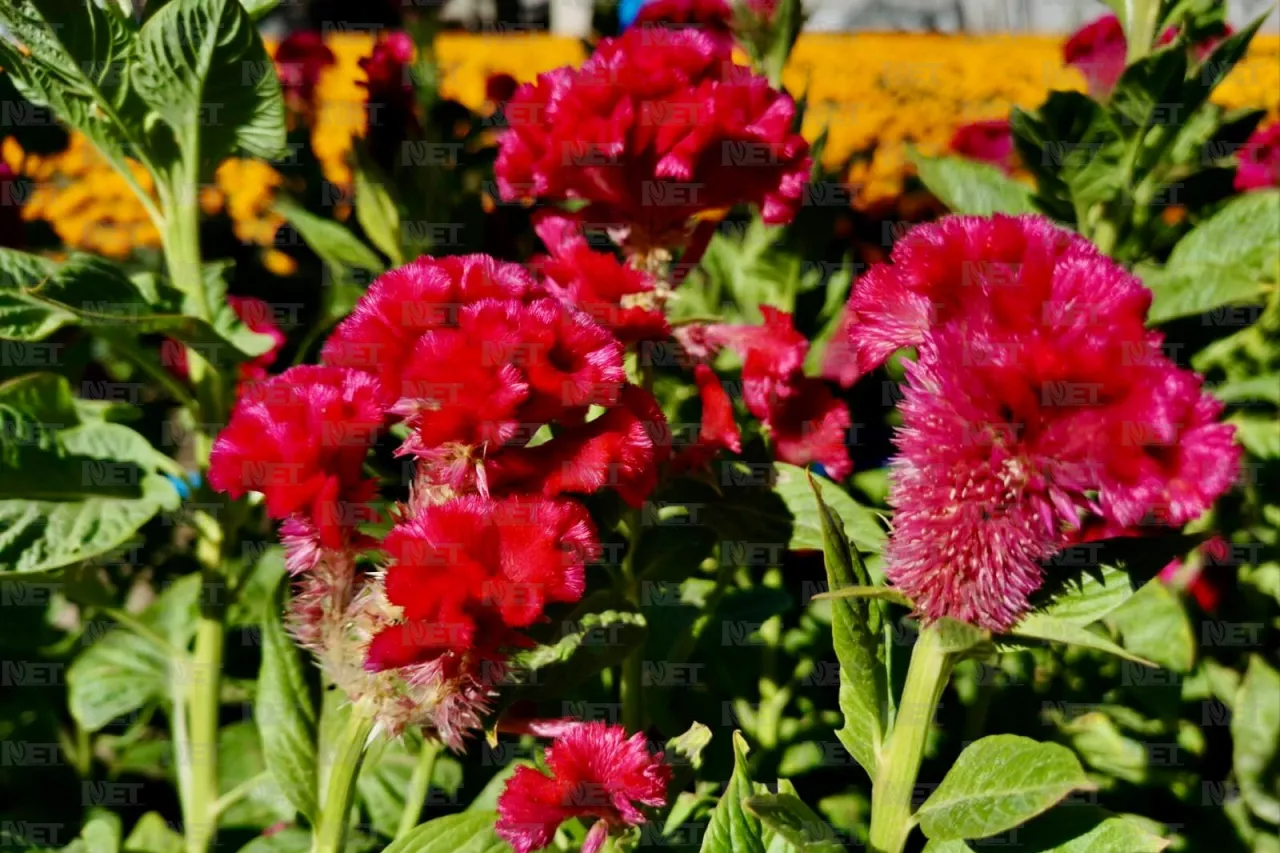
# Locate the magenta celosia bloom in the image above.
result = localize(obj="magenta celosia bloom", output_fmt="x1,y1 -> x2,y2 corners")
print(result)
496,722 -> 671,853
1235,122 -> 1280,191
274,31 -> 335,108
632,0 -> 736,53
834,214 -> 1239,629
209,365 -> 384,549
495,27 -> 811,251
949,118 -> 1015,173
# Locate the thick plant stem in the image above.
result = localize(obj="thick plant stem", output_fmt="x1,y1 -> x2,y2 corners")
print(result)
185,615 -> 225,853
868,626 -> 952,853
312,706 -> 376,853
395,738 -> 441,839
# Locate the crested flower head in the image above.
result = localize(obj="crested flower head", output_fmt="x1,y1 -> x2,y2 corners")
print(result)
1235,121 -> 1280,192
496,722 -> 671,853
496,27 -> 811,251
209,365 -> 384,549
840,214 -> 1239,630
360,30 -> 419,169
632,0 -> 736,53
365,495 -> 599,672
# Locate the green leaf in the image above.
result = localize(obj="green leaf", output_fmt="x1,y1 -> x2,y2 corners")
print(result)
916,735 -> 1093,841
67,627 -> 168,731
273,195 -> 386,326
667,722 -> 714,771
0,411 -> 181,573
131,0 -> 285,166
356,729 -> 462,837
773,463 -> 885,554
0,249 -> 63,339
1005,613 -> 1156,666
256,580 -> 318,822
510,609 -> 648,689
67,575 -> 201,730
999,805 -> 1170,852
1104,581 -> 1195,672
0,1 -> 153,201
809,586 -> 912,608
217,721 -> 296,829
809,473 -> 886,781
354,149 -> 405,265
908,150 -> 1036,215
1036,565 -> 1137,626
238,0 -> 279,19
64,811 -> 124,853
123,813 -> 184,853
234,828 -> 310,853
1145,190 -> 1280,324
700,731 -> 766,853
1232,655 -> 1280,824
379,811 -> 507,853
743,791 -> 844,853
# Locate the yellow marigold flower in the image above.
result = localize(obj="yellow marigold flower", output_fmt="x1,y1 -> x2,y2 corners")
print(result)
263,248 -> 298,276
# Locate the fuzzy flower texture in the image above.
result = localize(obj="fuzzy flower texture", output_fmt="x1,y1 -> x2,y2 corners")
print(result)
825,214 -> 1238,630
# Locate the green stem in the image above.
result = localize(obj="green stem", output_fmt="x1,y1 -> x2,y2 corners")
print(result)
185,614 -> 225,853
312,705 -> 377,853
868,625 -> 953,853
395,737 -> 441,839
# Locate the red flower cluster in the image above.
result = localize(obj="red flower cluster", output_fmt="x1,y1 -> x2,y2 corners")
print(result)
829,215 -> 1238,629
948,119 -> 1015,174
496,27 -> 811,251
1235,122 -> 1280,192
632,0 -> 736,53
531,212 -> 670,345
274,31 -> 335,109
496,722 -> 670,853
367,495 -> 599,671
1159,536 -> 1234,612
709,307 -> 852,479
209,365 -> 383,550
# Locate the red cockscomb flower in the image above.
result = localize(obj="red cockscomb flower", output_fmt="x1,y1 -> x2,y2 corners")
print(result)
1235,122 -> 1280,191
366,495 -> 599,671
710,307 -> 852,478
1160,536 -> 1234,612
841,214 -> 1239,629
496,27 -> 811,251
209,365 -> 384,549
532,212 -> 670,345
949,118 -> 1015,173
632,0 -> 736,53
1063,15 -> 1128,98
496,722 -> 671,853
274,31 -> 336,108
323,254 -> 542,407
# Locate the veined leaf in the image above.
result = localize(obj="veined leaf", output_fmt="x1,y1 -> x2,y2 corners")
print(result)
379,811 -> 506,853
773,463 -> 886,554
256,580 -> 319,822
1145,190 -> 1279,324
1233,655 -> 1280,824
0,379 -> 181,573
1006,613 -> 1156,667
916,735 -> 1094,840
744,787 -> 844,853
354,147 -> 405,265
131,0 -> 285,166
908,150 -> 1036,216
700,731 -> 766,853
1035,564 -> 1137,626
1104,581 -> 1195,672
809,473 -> 887,781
